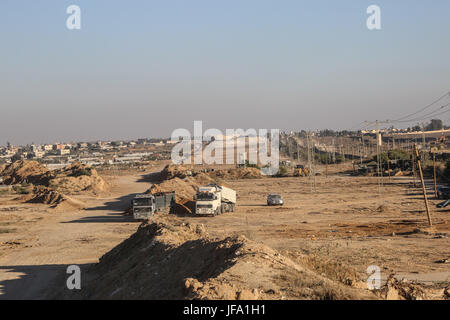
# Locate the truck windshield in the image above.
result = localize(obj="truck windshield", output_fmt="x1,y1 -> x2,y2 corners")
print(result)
197,193 -> 215,200
133,198 -> 152,206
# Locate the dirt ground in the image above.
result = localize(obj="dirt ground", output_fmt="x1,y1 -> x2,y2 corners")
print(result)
0,164 -> 449,299
175,174 -> 450,285
0,170 -> 153,299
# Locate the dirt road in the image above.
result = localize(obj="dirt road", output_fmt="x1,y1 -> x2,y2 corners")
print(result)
0,173 -> 149,299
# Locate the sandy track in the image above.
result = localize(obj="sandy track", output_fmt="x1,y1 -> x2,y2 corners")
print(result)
0,173 -> 149,299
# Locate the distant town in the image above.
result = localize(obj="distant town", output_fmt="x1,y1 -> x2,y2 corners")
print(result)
2,118 -> 449,169
0,138 -> 179,169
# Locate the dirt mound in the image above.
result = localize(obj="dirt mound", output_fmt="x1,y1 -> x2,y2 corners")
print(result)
160,164 -> 262,181
25,186 -> 85,209
209,167 -> 262,180
160,164 -> 194,180
150,174 -> 216,199
375,275 -> 429,300
171,198 -> 196,215
0,160 -> 108,194
0,160 -> 50,185
60,221 -> 377,300
49,162 -> 108,194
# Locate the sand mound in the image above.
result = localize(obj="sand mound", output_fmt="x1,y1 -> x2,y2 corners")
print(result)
375,275 -> 428,300
0,160 -> 50,185
0,160 -> 108,194
25,186 -> 85,209
149,174 -> 216,199
160,164 -> 262,181
209,167 -> 262,180
60,221 -> 377,300
49,162 -> 108,194
160,164 -> 193,180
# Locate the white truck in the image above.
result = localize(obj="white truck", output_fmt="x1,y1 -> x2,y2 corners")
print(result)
195,184 -> 236,216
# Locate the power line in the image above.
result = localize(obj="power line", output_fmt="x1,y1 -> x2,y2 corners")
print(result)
389,105 -> 450,124
350,91 -> 450,131
390,91 -> 450,122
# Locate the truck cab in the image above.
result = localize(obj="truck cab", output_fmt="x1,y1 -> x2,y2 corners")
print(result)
132,194 -> 155,220
132,192 -> 176,220
195,186 -> 221,216
195,185 -> 236,216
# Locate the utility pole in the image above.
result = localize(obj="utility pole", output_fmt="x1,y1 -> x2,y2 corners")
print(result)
414,144 -> 433,226
421,123 -> 427,164
307,132 -> 313,193
312,136 -> 317,192
376,120 -> 383,205
433,150 -> 438,198
387,158 -> 391,181
360,136 -> 363,165
412,147 -> 417,188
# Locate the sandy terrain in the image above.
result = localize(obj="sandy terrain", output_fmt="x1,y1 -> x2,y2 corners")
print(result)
173,174 -> 450,285
0,164 -> 449,299
0,172 -> 151,299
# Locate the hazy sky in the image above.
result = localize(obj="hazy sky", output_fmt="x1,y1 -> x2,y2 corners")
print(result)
1,0 -> 450,145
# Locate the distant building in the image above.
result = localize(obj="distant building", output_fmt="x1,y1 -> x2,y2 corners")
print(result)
58,149 -> 70,155
32,150 -> 45,158
43,144 -> 53,151
78,142 -> 88,149
53,144 -> 65,151
137,139 -> 147,145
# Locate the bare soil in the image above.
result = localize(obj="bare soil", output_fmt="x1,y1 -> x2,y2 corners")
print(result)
0,164 -> 449,299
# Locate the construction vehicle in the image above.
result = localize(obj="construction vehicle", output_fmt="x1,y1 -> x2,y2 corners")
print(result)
293,164 -> 309,177
132,192 -> 175,220
195,184 -> 236,216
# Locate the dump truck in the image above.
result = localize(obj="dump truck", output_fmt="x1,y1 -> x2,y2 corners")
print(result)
195,184 -> 236,216
132,192 -> 175,220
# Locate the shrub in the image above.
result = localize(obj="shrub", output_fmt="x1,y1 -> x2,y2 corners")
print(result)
69,168 -> 92,177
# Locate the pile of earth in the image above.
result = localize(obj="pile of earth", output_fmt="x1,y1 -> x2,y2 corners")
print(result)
0,160 -> 50,185
374,275 -> 449,300
208,167 -> 262,180
22,186 -> 85,210
57,221 -> 378,300
48,162 -> 108,194
159,164 -> 194,180
0,163 -> 7,175
149,173 -> 216,200
0,160 -> 108,194
159,164 -> 262,181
